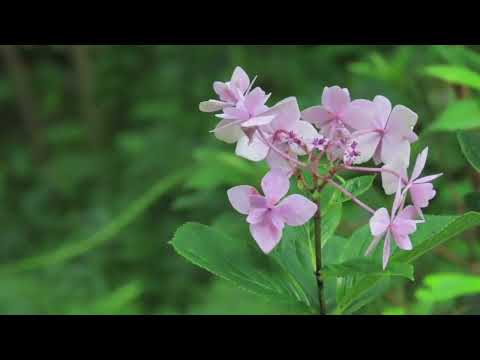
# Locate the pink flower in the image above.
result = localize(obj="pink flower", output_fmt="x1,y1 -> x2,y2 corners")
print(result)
235,97 -> 318,169
343,140 -> 361,166
366,181 -> 419,269
212,87 -> 274,144
199,66 -> 252,113
343,96 -> 418,166
301,86 -> 351,138
227,168 -> 318,254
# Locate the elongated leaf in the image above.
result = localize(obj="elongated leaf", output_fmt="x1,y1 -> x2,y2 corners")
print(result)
323,258 -> 413,281
171,221 -> 317,313
321,202 -> 342,247
416,273 -> 480,303
424,65 -> 480,90
427,100 -> 480,132
336,212 -> 480,314
458,131 -> 480,172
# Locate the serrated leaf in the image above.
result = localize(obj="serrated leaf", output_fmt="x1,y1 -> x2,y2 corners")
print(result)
323,258 -> 414,281
457,131 -> 480,172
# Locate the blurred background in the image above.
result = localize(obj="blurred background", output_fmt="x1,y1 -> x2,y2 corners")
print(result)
1,45 -> 479,315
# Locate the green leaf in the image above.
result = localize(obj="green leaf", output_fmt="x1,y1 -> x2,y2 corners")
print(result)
465,192 -> 480,212
424,65 -> 480,90
171,222 -> 318,313
338,176 -> 376,203
427,100 -> 480,132
415,273 -> 480,304
335,212 -> 480,314
458,131 -> 480,172
321,202 -> 342,247
323,258 -> 414,281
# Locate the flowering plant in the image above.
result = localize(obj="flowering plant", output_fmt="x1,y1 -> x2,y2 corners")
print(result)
172,67 -> 480,315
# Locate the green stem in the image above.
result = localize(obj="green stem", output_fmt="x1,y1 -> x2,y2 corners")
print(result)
314,198 -> 327,315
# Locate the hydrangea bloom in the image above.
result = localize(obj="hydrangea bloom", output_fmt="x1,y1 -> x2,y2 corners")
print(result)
227,169 -> 317,253
344,96 -> 418,165
367,181 -> 419,269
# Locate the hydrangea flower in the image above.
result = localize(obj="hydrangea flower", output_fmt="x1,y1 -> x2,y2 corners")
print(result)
301,86 -> 351,138
227,168 -> 317,254
199,66 -> 252,113
235,97 -> 318,169
366,181 -> 419,269
343,96 -> 418,166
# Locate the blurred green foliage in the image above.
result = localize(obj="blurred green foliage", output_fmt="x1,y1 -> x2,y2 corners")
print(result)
1,45 -> 480,314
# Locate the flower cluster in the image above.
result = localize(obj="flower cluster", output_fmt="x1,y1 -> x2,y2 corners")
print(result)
200,67 -> 442,269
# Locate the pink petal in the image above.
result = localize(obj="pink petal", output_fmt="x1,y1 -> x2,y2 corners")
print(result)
391,179 -> 405,218
214,81 -> 236,103
373,96 -> 392,128
381,158 -> 408,195
261,168 -> 291,204
301,106 -> 333,128
249,195 -> 269,209
385,105 -> 418,142
322,86 -> 351,114
231,66 -> 250,94
289,121 -> 319,155
266,146 -> 293,171
410,147 -> 429,181
414,173 -> 443,184
380,135 -> 411,166
241,115 -> 275,128
227,185 -> 258,215
249,219 -> 283,254
392,218 -> 417,237
246,208 -> 268,225
383,231 -> 392,270
369,208 -> 391,237
213,119 -> 244,144
410,183 -> 436,209
343,99 -> 378,130
392,233 -> 413,251
235,134 -> 270,162
351,131 -> 382,164
262,97 -> 300,132
277,194 -> 318,226
244,87 -> 269,114
221,106 -> 249,121
199,100 -> 229,113
397,205 -> 418,221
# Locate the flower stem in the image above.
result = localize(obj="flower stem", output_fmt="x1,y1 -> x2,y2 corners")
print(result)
326,179 -> 376,215
313,198 -> 327,315
343,165 -> 408,184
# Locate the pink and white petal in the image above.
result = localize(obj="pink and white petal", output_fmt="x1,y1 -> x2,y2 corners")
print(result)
222,106 -> 249,121
392,218 -> 417,237
301,106 -> 333,127
392,233 -> 413,251
410,183 -> 436,209
227,185 -> 258,215
411,147 -> 429,181
249,195 -> 269,209
369,208 -> 391,237
385,105 -> 418,141
397,205 -> 418,221
380,136 -> 411,166
373,96 -> 392,128
343,99 -> 378,130
381,158 -> 408,195
414,173 -> 443,184
199,100 -> 229,113
263,97 -> 300,132
241,115 -> 275,128
365,235 -> 383,256
383,231 -> 392,270
391,179 -> 405,218
250,221 -> 283,254
214,81 -> 236,103
231,66 -> 250,94
290,121 -> 319,154
265,148 -> 292,171
244,87 -> 268,114
235,134 -> 270,162
351,131 -> 382,164
261,168 -> 291,204
276,194 -> 318,226
246,208 -> 268,225
213,120 -> 244,144
322,86 -> 351,114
